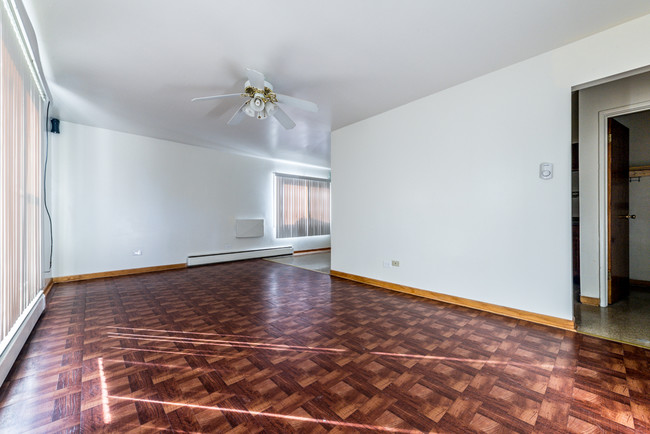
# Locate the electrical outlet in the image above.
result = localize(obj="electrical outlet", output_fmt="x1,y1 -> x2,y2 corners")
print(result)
132,249 -> 142,256
391,260 -> 400,267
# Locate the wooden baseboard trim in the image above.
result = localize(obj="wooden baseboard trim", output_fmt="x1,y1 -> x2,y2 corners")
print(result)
53,263 -> 186,283
330,270 -> 575,331
294,248 -> 331,255
579,295 -> 600,306
42,279 -> 54,296
630,279 -> 650,288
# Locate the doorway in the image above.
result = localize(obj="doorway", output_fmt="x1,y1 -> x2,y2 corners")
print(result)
573,100 -> 650,348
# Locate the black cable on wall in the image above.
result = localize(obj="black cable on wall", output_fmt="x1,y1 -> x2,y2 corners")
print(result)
43,101 -> 54,272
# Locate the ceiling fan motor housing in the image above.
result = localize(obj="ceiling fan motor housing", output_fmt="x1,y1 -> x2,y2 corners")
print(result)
242,79 -> 277,118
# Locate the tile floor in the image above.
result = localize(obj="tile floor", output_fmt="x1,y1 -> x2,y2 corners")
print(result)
575,285 -> 650,349
265,251 -> 331,274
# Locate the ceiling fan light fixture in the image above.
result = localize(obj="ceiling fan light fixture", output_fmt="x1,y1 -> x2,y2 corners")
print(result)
265,102 -> 277,116
251,94 -> 265,112
243,101 -> 256,117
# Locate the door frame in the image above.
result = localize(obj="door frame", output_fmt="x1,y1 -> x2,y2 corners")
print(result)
597,101 -> 650,306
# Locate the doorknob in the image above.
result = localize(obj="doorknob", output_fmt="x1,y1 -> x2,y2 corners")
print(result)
618,214 -> 636,219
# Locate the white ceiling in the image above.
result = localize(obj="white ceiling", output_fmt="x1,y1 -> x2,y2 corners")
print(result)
23,0 -> 650,168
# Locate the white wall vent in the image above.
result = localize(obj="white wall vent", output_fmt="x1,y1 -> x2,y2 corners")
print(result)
235,219 -> 264,238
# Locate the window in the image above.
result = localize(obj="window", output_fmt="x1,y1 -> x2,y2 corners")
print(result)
275,173 -> 330,238
0,2 -> 45,352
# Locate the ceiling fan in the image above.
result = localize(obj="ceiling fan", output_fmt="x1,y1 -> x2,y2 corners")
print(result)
192,68 -> 318,129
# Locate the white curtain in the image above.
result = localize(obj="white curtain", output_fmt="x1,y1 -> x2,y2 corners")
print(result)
0,2 -> 44,349
308,179 -> 330,236
275,174 -> 330,239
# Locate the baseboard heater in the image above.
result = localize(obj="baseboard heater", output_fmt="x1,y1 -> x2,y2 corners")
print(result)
187,246 -> 293,267
0,292 -> 46,388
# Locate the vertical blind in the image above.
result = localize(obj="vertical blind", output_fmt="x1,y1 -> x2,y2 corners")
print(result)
0,2 -> 44,349
275,173 -> 330,238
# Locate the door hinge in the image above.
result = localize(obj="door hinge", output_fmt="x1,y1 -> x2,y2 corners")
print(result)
608,133 -> 612,143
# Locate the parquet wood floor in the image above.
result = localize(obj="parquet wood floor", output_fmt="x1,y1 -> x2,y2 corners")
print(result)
0,259 -> 649,433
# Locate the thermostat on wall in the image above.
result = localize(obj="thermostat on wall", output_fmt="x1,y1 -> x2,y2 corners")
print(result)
539,162 -> 553,180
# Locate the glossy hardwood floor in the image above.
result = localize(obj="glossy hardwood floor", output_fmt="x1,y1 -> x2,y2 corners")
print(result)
0,259 -> 649,433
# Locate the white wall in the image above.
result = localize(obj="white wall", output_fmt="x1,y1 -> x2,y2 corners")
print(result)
624,112 -> 650,164
579,72 -> 650,297
51,122 -> 330,277
332,13 -> 650,321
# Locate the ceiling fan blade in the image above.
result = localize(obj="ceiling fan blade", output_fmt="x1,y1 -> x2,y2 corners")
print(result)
245,68 -> 266,90
275,93 -> 318,112
227,102 -> 248,125
273,106 -> 296,129
191,93 -> 242,102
